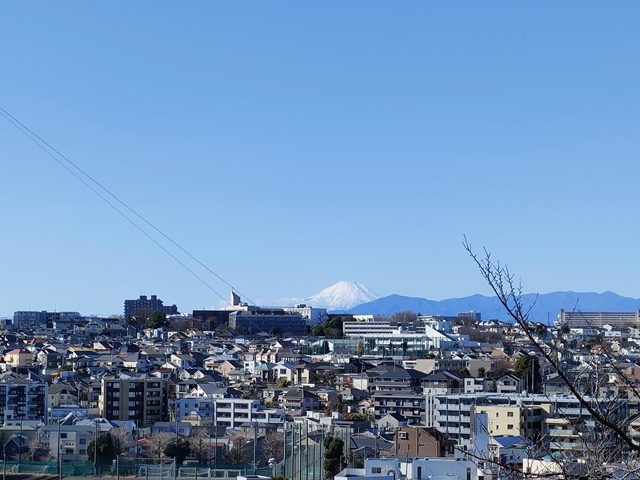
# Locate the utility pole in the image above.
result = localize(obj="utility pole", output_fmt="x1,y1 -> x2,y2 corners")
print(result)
252,423 -> 257,474
312,426 -> 316,480
174,405 -> 178,480
298,424 -> 302,480
292,424 -> 296,480
18,417 -> 23,467
57,420 -> 62,480
305,422 -> 309,480
283,423 -> 287,479
319,429 -> 324,480
213,409 -> 218,472
94,419 -> 98,477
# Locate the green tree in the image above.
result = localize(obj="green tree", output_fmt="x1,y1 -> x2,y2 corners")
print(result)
145,311 -> 167,329
309,316 -> 347,338
276,378 -> 289,388
477,367 -> 486,378
365,338 -> 376,354
164,439 -> 191,465
513,355 -> 531,378
270,326 -> 284,337
390,311 -> 418,324
87,433 -> 116,465
513,354 -> 541,391
323,436 -> 344,479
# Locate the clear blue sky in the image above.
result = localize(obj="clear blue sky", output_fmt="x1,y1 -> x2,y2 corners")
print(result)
2,2 -> 639,316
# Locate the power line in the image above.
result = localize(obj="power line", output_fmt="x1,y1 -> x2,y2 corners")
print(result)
0,106 -> 279,334
0,105 -> 255,304
0,106 -> 253,307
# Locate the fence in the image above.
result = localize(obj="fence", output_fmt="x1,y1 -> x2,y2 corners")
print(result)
273,424 -> 352,480
0,459 -> 272,478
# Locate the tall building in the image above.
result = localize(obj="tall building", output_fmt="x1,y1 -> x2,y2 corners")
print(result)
558,309 -> 640,328
99,375 -> 167,426
124,295 -> 177,320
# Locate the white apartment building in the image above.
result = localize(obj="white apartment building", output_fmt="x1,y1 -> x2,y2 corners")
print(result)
335,457 -> 484,480
177,396 -> 284,428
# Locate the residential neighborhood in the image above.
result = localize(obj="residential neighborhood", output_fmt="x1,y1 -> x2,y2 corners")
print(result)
0,291 -> 638,479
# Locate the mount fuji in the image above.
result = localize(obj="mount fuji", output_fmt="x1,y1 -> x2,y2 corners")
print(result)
306,281 -> 378,310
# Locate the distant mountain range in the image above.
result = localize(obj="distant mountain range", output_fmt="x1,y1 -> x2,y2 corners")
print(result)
346,290 -> 640,323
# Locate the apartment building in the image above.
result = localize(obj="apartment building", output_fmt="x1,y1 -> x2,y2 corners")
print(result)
431,392 -> 625,444
99,375 -> 167,426
471,405 -> 528,436
177,396 -> 284,428
369,365 -> 427,424
0,372 -> 48,423
558,309 -> 640,328
124,295 -> 176,320
13,311 -> 47,327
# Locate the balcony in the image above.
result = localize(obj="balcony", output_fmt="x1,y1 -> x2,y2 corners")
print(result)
547,429 -> 579,438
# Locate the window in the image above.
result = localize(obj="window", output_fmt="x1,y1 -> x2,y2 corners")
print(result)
61,433 -> 67,439
371,467 -> 382,474
399,432 -> 408,439
507,424 -> 514,430
507,411 -> 514,417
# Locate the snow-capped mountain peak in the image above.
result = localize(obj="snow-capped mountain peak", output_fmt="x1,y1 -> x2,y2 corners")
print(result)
306,280 -> 378,310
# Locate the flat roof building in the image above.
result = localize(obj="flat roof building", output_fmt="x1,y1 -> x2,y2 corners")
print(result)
558,309 -> 640,328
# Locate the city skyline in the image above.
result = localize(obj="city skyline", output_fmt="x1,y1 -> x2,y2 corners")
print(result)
3,2 -> 640,315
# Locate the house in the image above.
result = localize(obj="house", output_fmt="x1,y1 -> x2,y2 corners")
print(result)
48,383 -> 78,407
338,388 -> 369,403
543,373 -> 572,396
391,426 -> 454,458
422,370 -> 465,393
489,435 -> 530,467
3,349 -> 33,368
215,360 -> 243,377
271,362 -> 296,384
281,388 -> 320,415
42,416 -> 120,461
376,412 -> 408,432
496,374 -> 522,394
170,353 -> 195,369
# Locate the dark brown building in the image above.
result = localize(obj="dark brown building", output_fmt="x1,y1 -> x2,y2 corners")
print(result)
392,426 -> 454,458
